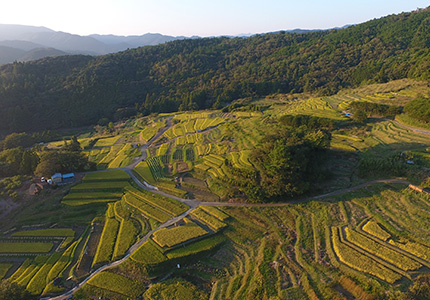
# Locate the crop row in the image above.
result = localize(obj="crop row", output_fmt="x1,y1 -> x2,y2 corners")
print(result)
172,148 -> 183,160
200,206 -> 229,221
126,186 -> 188,216
26,252 -> 62,295
345,227 -> 421,271
331,227 -> 401,283
130,240 -> 167,265
12,228 -> 75,238
98,144 -> 124,166
83,170 -> 131,182
361,220 -> 391,241
157,143 -> 170,156
93,136 -> 121,148
71,181 -> 131,192
152,222 -> 208,248
133,161 -> 156,184
166,234 -> 226,259
113,217 -> 139,259
191,208 -> 227,231
47,240 -> 80,283
146,156 -> 163,181
63,192 -> 123,200
92,213 -> 120,266
0,242 -> 54,253
196,144 -> 211,156
124,193 -> 171,223
107,144 -> 140,169
389,239 -> 430,262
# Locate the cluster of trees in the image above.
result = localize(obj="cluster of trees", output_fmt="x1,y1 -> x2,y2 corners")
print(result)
279,114 -> 337,130
404,97 -> 430,124
349,101 -> 403,118
0,9 -> 430,133
0,132 -> 95,179
222,123 -> 331,202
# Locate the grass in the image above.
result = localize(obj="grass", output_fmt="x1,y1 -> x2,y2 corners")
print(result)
92,212 -> 120,266
130,240 -> 167,265
11,228 -> 75,237
0,263 -> 12,279
166,234 -> 226,259
0,242 -> 54,253
87,271 -> 145,298
124,193 -> 171,223
191,208 -> 227,231
112,218 -> 139,259
133,161 -> 156,184
152,222 -> 208,248
144,278 -> 208,300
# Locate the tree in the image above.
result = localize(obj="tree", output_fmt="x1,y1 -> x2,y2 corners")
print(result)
352,110 -> 367,123
63,136 -> 81,151
0,280 -> 34,300
108,122 -> 115,132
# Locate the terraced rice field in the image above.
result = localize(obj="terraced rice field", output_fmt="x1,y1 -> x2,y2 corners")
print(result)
183,184 -> 430,300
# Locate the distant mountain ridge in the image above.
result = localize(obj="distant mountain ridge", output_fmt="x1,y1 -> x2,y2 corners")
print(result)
0,24 -> 187,64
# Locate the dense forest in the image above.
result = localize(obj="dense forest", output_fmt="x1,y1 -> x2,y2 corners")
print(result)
0,8 -> 430,134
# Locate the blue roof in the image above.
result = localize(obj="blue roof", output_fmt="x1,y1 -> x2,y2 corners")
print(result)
52,173 -> 62,179
63,173 -> 75,179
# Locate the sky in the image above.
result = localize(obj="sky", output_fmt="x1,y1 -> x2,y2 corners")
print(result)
1,0 -> 429,37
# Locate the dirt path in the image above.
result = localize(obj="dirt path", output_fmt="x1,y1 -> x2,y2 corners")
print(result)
200,179 -> 410,207
394,120 -> 430,135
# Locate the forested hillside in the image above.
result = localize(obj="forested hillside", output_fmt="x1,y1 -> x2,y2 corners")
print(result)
0,8 -> 429,134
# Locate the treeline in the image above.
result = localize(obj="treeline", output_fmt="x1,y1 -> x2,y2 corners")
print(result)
349,101 -> 403,117
1,8 -> 430,133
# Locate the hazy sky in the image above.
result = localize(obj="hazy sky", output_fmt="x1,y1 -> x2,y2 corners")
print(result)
1,0 -> 429,36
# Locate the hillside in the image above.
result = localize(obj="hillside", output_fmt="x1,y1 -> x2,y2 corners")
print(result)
0,8 -> 429,135
0,77 -> 430,299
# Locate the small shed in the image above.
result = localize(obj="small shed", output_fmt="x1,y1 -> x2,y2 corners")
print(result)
51,173 -> 63,184
62,173 -> 75,183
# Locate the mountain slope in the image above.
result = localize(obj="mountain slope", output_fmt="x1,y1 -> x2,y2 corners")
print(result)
0,8 -> 429,134
0,46 -> 26,64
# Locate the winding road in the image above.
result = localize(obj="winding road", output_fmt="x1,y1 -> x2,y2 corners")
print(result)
48,117 -> 413,300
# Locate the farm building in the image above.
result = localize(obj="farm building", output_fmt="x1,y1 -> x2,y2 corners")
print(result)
63,173 -> 75,183
51,173 -> 63,184
50,173 -> 75,184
